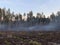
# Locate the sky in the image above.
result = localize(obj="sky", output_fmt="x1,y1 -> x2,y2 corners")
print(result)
0,0 -> 60,17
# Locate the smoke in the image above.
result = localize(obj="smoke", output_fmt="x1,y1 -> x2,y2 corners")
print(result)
0,22 -> 60,31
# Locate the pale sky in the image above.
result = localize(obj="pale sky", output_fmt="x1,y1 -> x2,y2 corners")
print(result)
0,0 -> 60,17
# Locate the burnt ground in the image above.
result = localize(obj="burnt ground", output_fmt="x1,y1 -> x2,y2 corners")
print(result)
0,31 -> 60,45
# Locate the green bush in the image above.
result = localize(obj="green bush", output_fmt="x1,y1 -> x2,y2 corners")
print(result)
29,40 -> 41,45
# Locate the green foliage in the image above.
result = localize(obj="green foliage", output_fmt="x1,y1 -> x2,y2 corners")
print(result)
29,40 -> 41,45
5,40 -> 11,45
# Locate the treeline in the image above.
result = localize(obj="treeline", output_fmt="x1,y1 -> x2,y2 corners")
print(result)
0,8 -> 60,25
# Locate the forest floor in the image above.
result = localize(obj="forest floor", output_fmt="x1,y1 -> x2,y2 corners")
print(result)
0,31 -> 60,45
